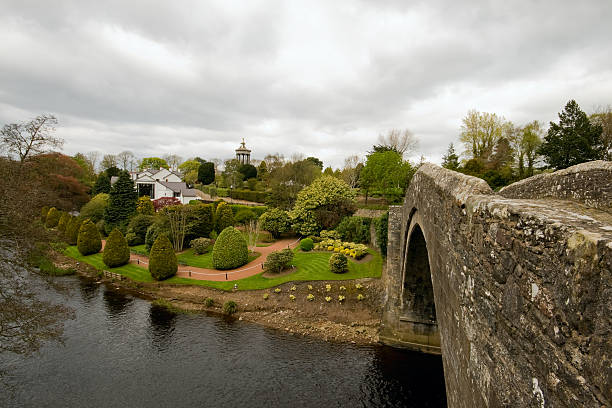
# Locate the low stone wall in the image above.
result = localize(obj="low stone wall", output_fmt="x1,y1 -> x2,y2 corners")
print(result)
499,160 -> 612,209
381,163 -> 611,407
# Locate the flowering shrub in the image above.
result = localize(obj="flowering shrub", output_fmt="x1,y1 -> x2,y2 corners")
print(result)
320,230 -> 341,240
338,295 -> 346,302
339,286 -> 346,291
274,288 -> 281,293
307,285 -> 313,290
153,197 -> 181,212
191,238 -> 212,254
329,253 -> 348,274
314,239 -> 368,259
307,294 -> 314,301
357,294 -> 365,301
325,296 -> 332,302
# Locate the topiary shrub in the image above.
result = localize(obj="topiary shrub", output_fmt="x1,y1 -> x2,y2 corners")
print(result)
103,228 -> 130,268
41,206 -> 49,223
264,249 -> 294,273
223,300 -> 237,315
45,207 -> 61,228
65,217 -> 83,246
77,219 -> 102,255
299,238 -> 314,251
185,203 -> 214,243
80,193 -> 109,223
258,208 -> 290,238
329,253 -> 348,274
96,219 -> 106,237
215,202 -> 234,232
212,227 -> 248,270
57,212 -> 71,233
149,235 -> 178,280
191,238 -> 212,255
234,209 -> 256,225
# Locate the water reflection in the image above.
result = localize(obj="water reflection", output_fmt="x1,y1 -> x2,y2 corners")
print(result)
78,276 -> 100,302
148,304 -> 176,350
103,289 -> 133,317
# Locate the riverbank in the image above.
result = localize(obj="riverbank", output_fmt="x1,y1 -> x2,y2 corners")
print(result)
53,250 -> 384,345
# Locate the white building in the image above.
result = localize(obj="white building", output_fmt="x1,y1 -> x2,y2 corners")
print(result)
127,168 -> 201,205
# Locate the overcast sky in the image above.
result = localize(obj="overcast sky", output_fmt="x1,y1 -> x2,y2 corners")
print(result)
1,0 -> 611,168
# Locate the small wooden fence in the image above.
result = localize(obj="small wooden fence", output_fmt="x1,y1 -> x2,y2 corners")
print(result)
103,270 -> 124,280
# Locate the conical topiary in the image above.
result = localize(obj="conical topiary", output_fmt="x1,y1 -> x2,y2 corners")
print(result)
149,235 -> 177,280
212,226 -> 248,270
215,202 -> 234,233
57,212 -> 70,233
103,228 -> 130,268
77,219 -> 102,256
45,207 -> 61,228
66,217 -> 83,246
41,206 -> 49,223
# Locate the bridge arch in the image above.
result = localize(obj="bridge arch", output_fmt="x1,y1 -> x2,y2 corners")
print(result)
380,161 -> 612,407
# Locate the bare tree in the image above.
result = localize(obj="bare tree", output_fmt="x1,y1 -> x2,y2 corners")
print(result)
165,206 -> 187,252
590,106 -> 612,160
0,114 -> 63,162
117,151 -> 136,171
100,154 -> 117,170
377,129 -> 418,157
86,151 -> 100,173
245,220 -> 260,253
460,110 -> 506,160
163,154 -> 182,171
341,155 -> 362,188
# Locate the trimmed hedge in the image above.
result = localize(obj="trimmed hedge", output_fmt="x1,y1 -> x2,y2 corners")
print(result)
229,204 -> 267,217
258,208 -> 291,238
77,220 -> 102,256
264,249 -> 294,273
299,238 -> 314,251
235,209 -> 256,225
103,228 -> 130,268
215,202 -> 234,232
229,189 -> 268,203
329,253 -> 348,274
45,207 -> 61,228
212,227 -> 248,270
149,235 -> 178,280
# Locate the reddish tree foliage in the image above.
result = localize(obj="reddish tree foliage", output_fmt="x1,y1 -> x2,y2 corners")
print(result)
153,197 -> 181,212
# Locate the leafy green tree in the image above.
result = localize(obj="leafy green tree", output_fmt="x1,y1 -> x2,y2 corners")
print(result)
257,161 -> 268,180
185,203 -> 214,243
80,193 -> 109,223
102,229 -> 130,268
198,162 -> 215,185
305,156 -> 323,170
179,160 -> 201,184
148,235 -> 177,280
460,110 -> 506,160
258,208 -> 291,238
127,214 -> 155,244
539,100 -> 603,169
360,151 -> 414,202
238,163 -> 257,180
520,121 -> 543,177
215,202 -> 234,232
212,226 -> 248,270
77,219 -> 102,255
441,143 -> 460,170
136,196 -> 154,215
139,157 -> 169,171
103,171 -> 137,232
290,176 -> 356,236
105,166 -> 121,178
590,106 -> 612,160
266,157 -> 321,210
92,172 -> 111,195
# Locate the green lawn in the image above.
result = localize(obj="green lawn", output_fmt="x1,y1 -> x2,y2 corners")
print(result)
130,244 -> 148,256
176,249 -> 260,268
64,247 -> 382,291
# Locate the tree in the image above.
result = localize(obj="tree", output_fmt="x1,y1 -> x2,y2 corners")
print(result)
136,196 -> 154,215
139,157 -> 169,171
0,114 -> 63,162
460,110 -> 506,161
80,193 -> 109,223
102,229 -> 130,268
185,203 -> 214,243
257,161 -> 268,180
163,205 -> 188,252
86,151 -> 100,173
290,175 -> 356,236
77,219 -> 102,255
197,162 -> 215,185
441,143 -> 460,171
521,121 -> 543,177
148,235 -> 177,280
360,151 -> 415,202
100,154 -> 118,170
103,171 -> 138,231
538,100 -> 603,169
375,129 -> 418,158
179,160 -> 201,184
305,156 -> 324,170
212,227 -> 248,270
590,106 -> 612,160
215,202 -> 234,232
238,163 -> 257,180
266,157 -> 321,210
163,154 -> 182,171
72,152 -> 96,185
92,172 -> 111,195
258,208 -> 291,238
116,151 -> 136,171
341,155 -> 363,188
45,207 -> 61,228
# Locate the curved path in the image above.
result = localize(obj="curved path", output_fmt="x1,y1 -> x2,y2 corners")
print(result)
122,238 -> 300,282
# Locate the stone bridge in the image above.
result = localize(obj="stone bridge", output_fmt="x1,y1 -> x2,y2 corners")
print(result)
380,161 -> 611,407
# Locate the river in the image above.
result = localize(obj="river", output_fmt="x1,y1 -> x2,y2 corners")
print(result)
1,275 -> 447,407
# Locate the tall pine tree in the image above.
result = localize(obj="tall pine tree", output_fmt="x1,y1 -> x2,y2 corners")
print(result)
441,143 -> 460,170
538,100 -> 603,169
104,171 -> 137,231
92,172 -> 111,195
198,162 -> 215,185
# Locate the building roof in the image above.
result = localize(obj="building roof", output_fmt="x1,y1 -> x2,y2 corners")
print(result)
157,181 -> 199,197
235,138 -> 251,153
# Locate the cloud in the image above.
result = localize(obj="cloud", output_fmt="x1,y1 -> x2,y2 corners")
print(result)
1,0 -> 611,167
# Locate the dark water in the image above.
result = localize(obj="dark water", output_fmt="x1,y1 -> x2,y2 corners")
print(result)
1,276 -> 446,407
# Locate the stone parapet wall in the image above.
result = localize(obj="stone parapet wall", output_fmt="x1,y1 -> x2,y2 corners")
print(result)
381,162 -> 611,407
499,160 -> 612,209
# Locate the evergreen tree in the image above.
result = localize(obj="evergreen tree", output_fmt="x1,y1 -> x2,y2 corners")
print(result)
441,143 -> 460,170
198,162 -> 215,185
103,171 -> 137,230
238,163 -> 257,180
92,172 -> 111,195
538,100 -> 604,169
102,228 -> 130,268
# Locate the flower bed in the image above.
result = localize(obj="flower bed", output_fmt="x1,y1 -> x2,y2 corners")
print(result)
314,239 -> 368,259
